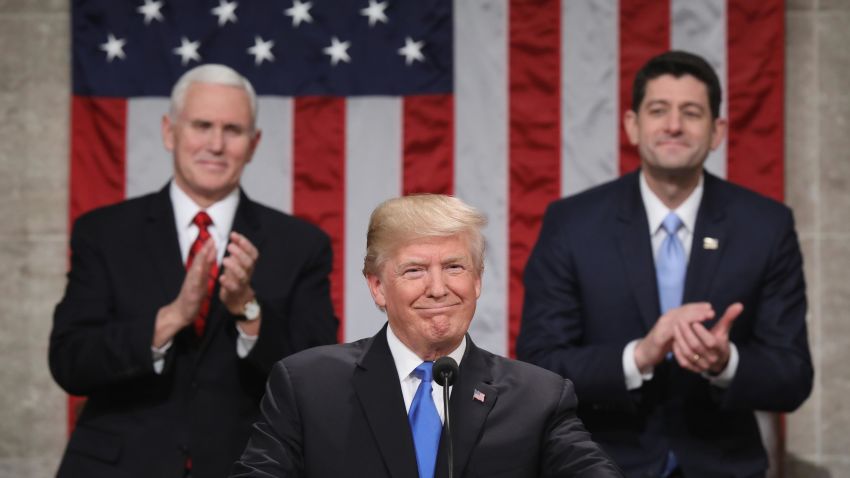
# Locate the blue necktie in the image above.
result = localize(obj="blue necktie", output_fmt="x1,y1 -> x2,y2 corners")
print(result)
656,212 -> 686,314
409,362 -> 442,478
656,212 -> 685,477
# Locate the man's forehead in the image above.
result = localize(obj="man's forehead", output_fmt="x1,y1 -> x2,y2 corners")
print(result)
642,74 -> 710,106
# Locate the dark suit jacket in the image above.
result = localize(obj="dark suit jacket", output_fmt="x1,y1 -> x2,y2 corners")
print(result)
49,185 -> 338,478
230,326 -> 623,477
516,171 -> 813,477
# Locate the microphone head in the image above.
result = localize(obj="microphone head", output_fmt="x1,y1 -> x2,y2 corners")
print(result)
433,356 -> 459,387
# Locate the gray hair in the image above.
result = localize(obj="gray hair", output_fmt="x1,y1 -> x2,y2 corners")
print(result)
169,64 -> 258,126
363,194 -> 487,277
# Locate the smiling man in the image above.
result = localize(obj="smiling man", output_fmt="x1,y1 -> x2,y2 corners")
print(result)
231,194 -> 622,478
517,51 -> 813,477
50,64 -> 337,478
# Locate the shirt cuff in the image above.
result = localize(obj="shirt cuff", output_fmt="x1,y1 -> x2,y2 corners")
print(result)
623,340 -> 654,390
235,323 -> 259,358
151,340 -> 173,375
703,342 -> 739,388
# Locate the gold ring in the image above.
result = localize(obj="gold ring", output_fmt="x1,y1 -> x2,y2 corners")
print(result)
692,353 -> 701,362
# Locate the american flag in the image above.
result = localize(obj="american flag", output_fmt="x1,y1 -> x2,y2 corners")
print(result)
70,0 -> 785,451
472,389 -> 486,403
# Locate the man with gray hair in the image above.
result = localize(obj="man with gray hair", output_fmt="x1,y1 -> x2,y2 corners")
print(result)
231,194 -> 622,477
50,64 -> 337,477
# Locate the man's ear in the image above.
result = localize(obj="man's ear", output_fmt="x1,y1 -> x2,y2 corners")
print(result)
623,110 -> 639,146
366,274 -> 386,309
162,114 -> 175,152
710,117 -> 728,151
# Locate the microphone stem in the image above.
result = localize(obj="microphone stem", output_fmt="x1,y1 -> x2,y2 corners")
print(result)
442,372 -> 453,478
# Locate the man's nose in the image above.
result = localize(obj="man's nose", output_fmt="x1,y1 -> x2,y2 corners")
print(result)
665,111 -> 683,133
207,128 -> 225,152
426,271 -> 448,298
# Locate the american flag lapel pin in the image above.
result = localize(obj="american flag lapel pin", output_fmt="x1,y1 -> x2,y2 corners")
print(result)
703,237 -> 719,250
472,389 -> 486,403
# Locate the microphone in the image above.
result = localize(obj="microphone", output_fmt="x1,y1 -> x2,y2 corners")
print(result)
433,356 -> 458,478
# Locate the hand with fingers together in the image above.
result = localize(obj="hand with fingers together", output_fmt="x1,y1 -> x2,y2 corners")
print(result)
220,231 -> 262,335
672,302 -> 743,375
634,302 -> 716,373
154,238 -> 218,347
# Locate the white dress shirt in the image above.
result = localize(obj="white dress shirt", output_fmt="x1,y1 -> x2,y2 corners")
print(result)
151,182 -> 257,373
386,324 -> 466,424
622,172 -> 738,390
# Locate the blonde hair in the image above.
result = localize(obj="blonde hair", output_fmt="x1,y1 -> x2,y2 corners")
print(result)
363,194 -> 487,277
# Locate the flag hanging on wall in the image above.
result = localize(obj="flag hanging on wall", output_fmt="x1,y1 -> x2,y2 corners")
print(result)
70,0 -> 784,449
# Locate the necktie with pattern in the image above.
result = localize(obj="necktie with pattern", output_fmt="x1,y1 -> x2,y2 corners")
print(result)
185,211 -> 218,336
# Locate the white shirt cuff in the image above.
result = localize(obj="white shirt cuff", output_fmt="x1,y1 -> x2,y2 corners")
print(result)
151,340 -> 173,375
623,340 -> 654,390
703,342 -> 739,388
235,323 -> 259,358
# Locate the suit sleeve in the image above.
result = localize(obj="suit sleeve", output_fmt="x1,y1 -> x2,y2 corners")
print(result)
49,216 -> 158,396
516,204 -> 634,407
722,208 -> 813,411
244,229 -> 338,376
230,362 -> 304,477
541,379 -> 623,477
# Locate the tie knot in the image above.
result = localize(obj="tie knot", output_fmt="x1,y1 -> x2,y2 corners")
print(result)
662,212 -> 683,236
193,211 -> 213,230
414,361 -> 434,383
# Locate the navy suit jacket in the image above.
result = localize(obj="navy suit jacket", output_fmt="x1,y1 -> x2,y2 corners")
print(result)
231,326 -> 623,477
50,186 -> 338,478
517,171 -> 813,477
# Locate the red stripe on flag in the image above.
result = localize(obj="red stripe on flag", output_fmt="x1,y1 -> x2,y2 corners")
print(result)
70,96 -> 127,223
403,94 -> 454,195
726,0 -> 784,201
68,95 -> 128,433
508,0 -> 561,357
618,0 -> 670,175
292,97 -> 346,342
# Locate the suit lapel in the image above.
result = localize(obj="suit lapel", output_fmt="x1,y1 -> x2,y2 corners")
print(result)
143,186 -> 184,304
615,172 -> 661,331
683,173 -> 728,321
435,338 -> 498,478
352,327 -> 420,478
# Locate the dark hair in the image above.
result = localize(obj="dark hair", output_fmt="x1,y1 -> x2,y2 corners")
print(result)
632,50 -> 722,119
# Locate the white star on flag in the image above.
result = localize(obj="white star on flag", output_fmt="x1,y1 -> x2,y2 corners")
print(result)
100,33 -> 127,62
398,37 -> 425,65
360,0 -> 389,27
323,36 -> 351,66
173,37 -> 201,66
284,0 -> 313,28
247,36 -> 275,65
211,0 -> 238,26
136,0 -> 164,25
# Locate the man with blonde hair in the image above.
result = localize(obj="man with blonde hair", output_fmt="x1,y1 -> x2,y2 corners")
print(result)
50,64 -> 337,477
232,194 -> 621,477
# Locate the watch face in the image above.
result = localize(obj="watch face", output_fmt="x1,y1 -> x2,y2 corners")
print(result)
244,300 -> 260,321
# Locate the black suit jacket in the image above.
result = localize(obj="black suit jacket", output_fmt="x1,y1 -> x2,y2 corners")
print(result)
50,186 -> 338,478
516,171 -> 813,477
231,326 -> 623,477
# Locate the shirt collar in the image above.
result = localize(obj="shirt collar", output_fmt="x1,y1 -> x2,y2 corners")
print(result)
169,180 -> 240,238
639,171 -> 703,235
386,323 -> 466,381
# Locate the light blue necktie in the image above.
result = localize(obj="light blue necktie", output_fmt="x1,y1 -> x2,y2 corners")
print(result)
409,361 -> 441,478
656,212 -> 686,314
656,212 -> 685,477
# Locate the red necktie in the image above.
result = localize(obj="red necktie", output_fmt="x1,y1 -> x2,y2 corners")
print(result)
186,211 -> 219,336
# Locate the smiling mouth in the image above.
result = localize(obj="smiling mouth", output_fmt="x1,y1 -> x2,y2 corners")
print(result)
416,304 -> 461,315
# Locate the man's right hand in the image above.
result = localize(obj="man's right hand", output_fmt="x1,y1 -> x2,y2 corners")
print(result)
633,302 -> 716,372
152,239 -> 217,348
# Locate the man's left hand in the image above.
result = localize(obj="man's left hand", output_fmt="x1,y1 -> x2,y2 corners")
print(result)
672,302 -> 743,374
220,231 -> 260,317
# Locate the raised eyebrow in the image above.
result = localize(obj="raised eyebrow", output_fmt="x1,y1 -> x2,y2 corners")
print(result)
442,255 -> 469,266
